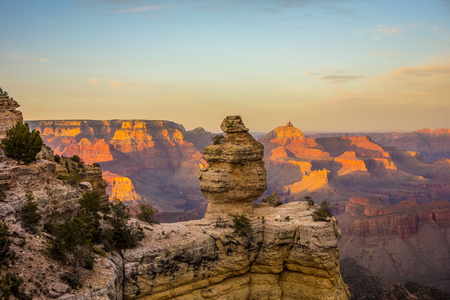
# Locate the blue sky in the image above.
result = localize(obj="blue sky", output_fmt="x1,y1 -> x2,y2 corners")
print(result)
1,0 -> 449,132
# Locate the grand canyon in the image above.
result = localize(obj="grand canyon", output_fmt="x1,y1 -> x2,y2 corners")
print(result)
26,118 -> 450,294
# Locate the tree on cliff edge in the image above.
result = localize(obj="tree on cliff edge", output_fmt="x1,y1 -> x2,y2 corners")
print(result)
1,122 -> 43,164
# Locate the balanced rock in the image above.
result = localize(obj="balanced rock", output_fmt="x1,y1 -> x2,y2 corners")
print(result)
197,115 -> 267,217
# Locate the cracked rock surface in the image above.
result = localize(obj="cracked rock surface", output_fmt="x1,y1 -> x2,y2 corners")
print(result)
120,201 -> 349,299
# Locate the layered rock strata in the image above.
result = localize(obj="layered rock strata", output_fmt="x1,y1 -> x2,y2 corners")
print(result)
197,116 -> 267,217
338,197 -> 450,292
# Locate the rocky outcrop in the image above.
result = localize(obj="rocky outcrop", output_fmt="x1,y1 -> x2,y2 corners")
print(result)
0,88 -> 23,139
338,197 -> 450,292
0,147 -> 108,221
197,116 -> 267,218
120,201 -> 349,300
61,116 -> 350,300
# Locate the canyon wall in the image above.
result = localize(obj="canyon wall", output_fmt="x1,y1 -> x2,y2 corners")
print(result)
309,129 -> 450,162
338,197 -> 450,292
28,120 -> 212,222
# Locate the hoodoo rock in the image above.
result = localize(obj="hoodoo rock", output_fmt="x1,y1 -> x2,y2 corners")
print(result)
197,115 -> 267,217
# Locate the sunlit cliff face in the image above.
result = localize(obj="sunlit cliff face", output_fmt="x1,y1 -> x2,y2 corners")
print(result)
103,171 -> 142,202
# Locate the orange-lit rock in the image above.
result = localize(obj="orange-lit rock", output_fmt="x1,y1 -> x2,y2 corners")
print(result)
334,151 -> 368,176
369,158 -> 397,170
261,122 -> 331,161
59,138 -> 113,164
103,171 -> 142,202
285,169 -> 329,194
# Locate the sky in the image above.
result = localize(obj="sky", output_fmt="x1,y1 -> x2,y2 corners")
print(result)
1,0 -> 450,133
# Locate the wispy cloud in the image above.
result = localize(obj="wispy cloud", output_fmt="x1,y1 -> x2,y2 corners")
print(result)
89,78 -> 102,84
317,75 -> 364,83
306,68 -> 363,83
8,53 -> 50,62
390,62 -> 450,78
356,25 -> 403,39
377,25 -> 401,37
105,4 -> 167,13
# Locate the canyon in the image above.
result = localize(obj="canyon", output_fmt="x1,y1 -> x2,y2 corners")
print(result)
26,119 -> 450,293
1,105 -> 350,299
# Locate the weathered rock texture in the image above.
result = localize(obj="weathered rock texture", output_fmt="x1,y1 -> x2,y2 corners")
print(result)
0,88 -> 23,139
65,203 -> 349,300
0,146 -> 108,221
118,201 -> 349,300
197,116 -> 267,217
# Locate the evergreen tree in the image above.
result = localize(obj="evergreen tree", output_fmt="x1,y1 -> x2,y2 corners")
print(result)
137,204 -> 158,224
1,122 -> 43,164
102,200 -> 144,251
0,219 -> 10,263
20,191 -> 42,233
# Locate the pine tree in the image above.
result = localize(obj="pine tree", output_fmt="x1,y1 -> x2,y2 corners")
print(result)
1,122 -> 43,164
20,191 -> 42,233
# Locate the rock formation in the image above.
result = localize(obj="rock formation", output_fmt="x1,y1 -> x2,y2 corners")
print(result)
82,116 -> 348,300
0,88 -> 23,139
338,197 -> 450,292
28,120 -> 209,222
197,115 -> 267,217
309,129 -> 450,162
103,171 -> 142,203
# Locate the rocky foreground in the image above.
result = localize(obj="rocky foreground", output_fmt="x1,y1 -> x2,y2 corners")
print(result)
78,201 -> 349,299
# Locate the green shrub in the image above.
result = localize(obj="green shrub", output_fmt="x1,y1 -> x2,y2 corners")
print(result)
312,201 -> 333,222
102,200 -> 144,251
211,135 -> 224,145
60,272 -> 80,289
0,219 -> 11,262
1,122 -> 43,164
228,213 -> 253,237
92,162 -> 100,168
0,272 -> 28,300
0,184 -> 9,202
71,155 -> 81,163
275,201 -> 283,207
137,204 -> 158,224
305,196 -> 315,209
47,212 -> 95,271
66,171 -> 81,185
20,191 -> 42,234
53,154 -> 61,163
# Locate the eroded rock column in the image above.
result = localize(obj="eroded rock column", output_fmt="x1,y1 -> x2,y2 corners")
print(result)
197,115 -> 267,218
